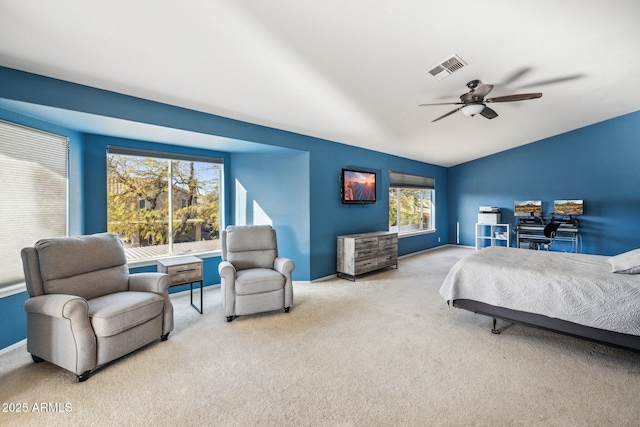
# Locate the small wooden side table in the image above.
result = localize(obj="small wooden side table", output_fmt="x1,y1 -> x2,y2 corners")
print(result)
157,255 -> 204,314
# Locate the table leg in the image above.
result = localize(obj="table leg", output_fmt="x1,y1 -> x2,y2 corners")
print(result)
190,281 -> 203,314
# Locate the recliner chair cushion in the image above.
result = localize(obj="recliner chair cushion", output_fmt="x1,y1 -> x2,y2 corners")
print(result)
35,233 -> 129,300
89,292 -> 165,338
224,225 -> 278,270
235,269 -> 285,295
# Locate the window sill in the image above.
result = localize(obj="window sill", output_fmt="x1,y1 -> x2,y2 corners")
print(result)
127,249 -> 222,269
0,282 -> 27,298
397,229 -> 436,238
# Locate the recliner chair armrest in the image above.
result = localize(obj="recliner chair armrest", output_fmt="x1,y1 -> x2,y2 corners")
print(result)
129,272 -> 173,294
218,261 -> 236,318
218,261 -> 236,281
274,257 -> 295,311
129,273 -> 174,336
274,257 -> 295,276
24,294 -> 96,376
24,294 -> 89,320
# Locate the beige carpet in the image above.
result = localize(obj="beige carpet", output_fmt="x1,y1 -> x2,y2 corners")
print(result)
2,246 -> 640,427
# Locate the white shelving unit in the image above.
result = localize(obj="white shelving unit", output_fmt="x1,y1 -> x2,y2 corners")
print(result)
475,223 -> 511,250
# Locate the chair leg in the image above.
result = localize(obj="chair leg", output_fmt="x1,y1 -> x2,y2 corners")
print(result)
77,371 -> 91,382
284,307 -> 290,313
31,354 -> 45,363
161,332 -> 170,341
226,316 -> 234,322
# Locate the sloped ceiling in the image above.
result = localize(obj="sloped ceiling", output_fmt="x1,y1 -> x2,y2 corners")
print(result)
1,0 -> 640,166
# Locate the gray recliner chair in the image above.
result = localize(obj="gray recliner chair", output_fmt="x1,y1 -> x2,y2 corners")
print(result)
21,233 -> 174,382
218,225 -> 295,322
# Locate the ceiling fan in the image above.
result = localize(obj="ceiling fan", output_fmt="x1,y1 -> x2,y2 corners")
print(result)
419,79 -> 542,122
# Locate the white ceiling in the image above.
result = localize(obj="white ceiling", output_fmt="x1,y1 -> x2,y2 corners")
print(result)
1,0 -> 640,167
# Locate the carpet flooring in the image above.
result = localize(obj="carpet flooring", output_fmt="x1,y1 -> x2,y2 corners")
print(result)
1,246 -> 640,426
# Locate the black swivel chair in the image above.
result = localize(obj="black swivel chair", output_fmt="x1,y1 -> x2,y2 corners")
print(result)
522,221 -> 561,250
539,221 -> 562,250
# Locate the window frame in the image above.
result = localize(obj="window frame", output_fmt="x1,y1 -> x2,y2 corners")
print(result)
388,171 -> 436,236
106,146 -> 224,264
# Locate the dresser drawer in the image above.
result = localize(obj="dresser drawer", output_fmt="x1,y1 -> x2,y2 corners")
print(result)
167,263 -> 202,284
157,256 -> 203,285
354,237 -> 379,249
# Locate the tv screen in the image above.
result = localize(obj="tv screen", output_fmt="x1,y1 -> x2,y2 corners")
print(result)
341,169 -> 376,204
554,199 -> 584,216
514,200 -> 542,217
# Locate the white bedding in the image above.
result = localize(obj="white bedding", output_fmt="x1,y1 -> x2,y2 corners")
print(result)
439,246 -> 640,336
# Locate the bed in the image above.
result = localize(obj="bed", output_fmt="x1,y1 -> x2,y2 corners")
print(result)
439,246 -> 640,352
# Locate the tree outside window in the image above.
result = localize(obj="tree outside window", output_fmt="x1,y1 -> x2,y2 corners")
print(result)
389,188 -> 434,234
107,151 -> 222,261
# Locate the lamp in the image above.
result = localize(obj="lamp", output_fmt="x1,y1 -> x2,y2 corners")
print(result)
461,104 -> 485,117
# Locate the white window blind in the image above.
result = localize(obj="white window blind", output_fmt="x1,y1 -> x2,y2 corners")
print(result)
0,120 -> 68,290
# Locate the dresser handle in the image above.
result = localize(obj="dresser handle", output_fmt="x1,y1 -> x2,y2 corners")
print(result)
176,268 -> 197,273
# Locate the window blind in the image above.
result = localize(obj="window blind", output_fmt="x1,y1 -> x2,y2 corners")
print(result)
0,120 -> 68,291
107,146 -> 223,164
389,171 -> 435,189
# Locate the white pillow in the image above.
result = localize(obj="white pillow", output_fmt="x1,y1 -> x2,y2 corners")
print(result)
607,249 -> 640,274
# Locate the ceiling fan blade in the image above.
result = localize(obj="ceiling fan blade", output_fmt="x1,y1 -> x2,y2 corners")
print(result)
501,67 -> 532,86
516,74 -> 584,89
485,93 -> 542,103
472,84 -> 494,99
480,107 -> 498,119
432,107 -> 462,122
419,102 -> 463,107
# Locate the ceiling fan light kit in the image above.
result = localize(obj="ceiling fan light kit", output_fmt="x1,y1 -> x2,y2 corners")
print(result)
461,104 -> 485,116
420,79 -> 542,122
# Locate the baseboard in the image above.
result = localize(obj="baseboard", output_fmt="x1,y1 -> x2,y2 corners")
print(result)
311,274 -> 337,283
0,339 -> 26,356
398,243 -> 471,259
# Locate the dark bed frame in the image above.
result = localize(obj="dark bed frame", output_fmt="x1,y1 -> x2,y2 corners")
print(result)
453,299 -> 640,354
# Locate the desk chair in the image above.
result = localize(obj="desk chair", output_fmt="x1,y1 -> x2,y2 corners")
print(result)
538,221 -> 562,250
521,221 -> 561,250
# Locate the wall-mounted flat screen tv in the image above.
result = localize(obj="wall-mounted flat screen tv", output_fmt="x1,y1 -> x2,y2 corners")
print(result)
554,199 -> 584,216
341,169 -> 376,204
514,200 -> 542,217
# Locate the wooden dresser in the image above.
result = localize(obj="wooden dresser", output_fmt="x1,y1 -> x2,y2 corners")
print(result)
336,231 -> 398,281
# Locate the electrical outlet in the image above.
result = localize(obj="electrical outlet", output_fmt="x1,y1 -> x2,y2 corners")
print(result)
438,237 -> 441,242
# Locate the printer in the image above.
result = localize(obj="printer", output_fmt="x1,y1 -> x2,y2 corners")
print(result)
478,206 -> 501,224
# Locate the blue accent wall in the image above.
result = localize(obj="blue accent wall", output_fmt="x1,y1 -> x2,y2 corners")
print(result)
230,151 -> 311,280
0,293 -> 29,348
448,110 -> 640,255
0,66 -> 449,350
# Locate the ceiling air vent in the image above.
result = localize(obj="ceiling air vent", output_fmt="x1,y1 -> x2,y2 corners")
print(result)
428,55 -> 467,80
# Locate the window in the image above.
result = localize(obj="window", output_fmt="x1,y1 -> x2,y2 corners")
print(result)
388,171 -> 435,234
0,120 -> 68,291
107,147 -> 223,262
138,199 -> 151,210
